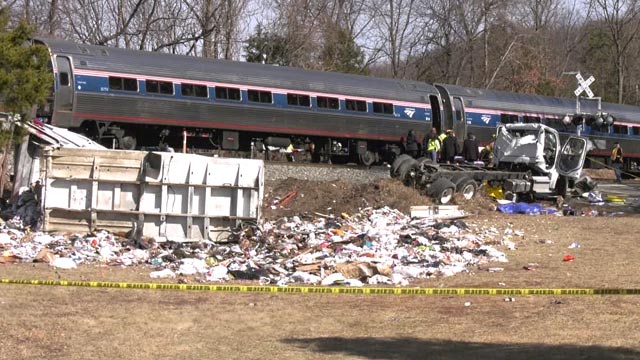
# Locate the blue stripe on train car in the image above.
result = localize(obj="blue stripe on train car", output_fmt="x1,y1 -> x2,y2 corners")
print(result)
75,74 -> 108,93
466,111 -> 499,128
394,105 -> 430,121
74,73 -> 431,122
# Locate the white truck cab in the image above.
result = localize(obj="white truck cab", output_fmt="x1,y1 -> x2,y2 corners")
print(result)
494,123 -> 589,197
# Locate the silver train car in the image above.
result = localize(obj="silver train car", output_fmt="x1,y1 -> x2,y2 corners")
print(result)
34,38 -> 640,170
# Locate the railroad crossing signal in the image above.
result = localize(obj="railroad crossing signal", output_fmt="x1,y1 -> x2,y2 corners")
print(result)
574,73 -> 595,98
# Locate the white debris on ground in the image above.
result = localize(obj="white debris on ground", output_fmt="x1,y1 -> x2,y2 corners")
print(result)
0,207 -> 515,286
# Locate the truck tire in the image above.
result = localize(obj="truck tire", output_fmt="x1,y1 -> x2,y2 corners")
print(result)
398,159 -> 419,185
457,179 -> 478,200
390,154 -> 412,178
428,178 -> 456,204
504,191 -> 517,202
450,173 -> 469,187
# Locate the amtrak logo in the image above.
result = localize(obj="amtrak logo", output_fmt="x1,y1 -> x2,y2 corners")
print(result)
404,108 -> 416,118
481,114 -> 491,124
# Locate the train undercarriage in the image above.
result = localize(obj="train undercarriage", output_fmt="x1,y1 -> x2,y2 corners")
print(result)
71,120 -> 402,165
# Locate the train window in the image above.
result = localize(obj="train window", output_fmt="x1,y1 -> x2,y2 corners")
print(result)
215,86 -> 241,101
373,101 -> 394,114
181,83 -> 208,98
146,80 -> 174,95
545,117 -> 564,129
59,72 -> 70,86
287,93 -> 310,107
317,96 -> 339,110
524,116 -> 540,123
346,99 -> 367,112
453,97 -> 463,122
248,89 -> 272,103
613,125 -> 628,135
500,114 -> 519,124
109,76 -> 138,91
633,127 -> 640,136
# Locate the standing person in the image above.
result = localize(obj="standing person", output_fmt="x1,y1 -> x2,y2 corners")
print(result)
611,142 -> 623,183
480,134 -> 496,166
405,129 -> 419,158
424,128 -> 441,162
462,133 -> 480,162
441,130 -> 457,164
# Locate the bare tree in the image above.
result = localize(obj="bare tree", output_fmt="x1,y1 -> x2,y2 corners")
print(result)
367,0 -> 425,79
5,0 -> 58,35
589,0 -> 640,103
182,0 -> 249,59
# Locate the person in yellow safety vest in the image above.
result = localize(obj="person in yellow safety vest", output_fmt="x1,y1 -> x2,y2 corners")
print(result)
437,130 -> 448,163
438,130 -> 447,145
286,143 -> 295,162
425,128 -> 441,162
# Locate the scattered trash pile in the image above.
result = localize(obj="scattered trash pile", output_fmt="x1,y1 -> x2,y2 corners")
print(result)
0,207 -> 512,286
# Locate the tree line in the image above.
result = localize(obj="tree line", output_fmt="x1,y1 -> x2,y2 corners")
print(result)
3,0 -> 640,105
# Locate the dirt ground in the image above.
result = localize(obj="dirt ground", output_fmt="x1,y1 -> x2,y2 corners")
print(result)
262,177 -> 498,219
2,177 -> 640,359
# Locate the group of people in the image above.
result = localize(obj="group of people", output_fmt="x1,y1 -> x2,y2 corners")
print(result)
406,128 -> 627,183
406,128 -> 488,165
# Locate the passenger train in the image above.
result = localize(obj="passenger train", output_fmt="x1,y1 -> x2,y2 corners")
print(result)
33,38 -> 640,171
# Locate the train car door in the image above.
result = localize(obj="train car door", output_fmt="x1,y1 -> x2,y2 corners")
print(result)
53,56 -> 74,125
451,96 -> 467,141
435,85 -> 454,132
429,95 -> 442,133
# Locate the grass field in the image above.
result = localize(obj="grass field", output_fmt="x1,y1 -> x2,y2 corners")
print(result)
1,214 -> 639,359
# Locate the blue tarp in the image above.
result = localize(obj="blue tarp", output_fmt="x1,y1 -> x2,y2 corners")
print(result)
497,202 -> 557,215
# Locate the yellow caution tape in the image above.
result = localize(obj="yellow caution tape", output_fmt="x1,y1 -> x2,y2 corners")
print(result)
1,279 -> 640,295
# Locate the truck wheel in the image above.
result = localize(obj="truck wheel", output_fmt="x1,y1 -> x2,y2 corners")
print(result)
457,179 -> 478,200
450,173 -> 469,186
428,178 -> 456,204
390,154 -> 412,178
398,159 -> 419,185
504,191 -> 517,202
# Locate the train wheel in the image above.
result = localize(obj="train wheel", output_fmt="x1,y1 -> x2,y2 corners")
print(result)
428,178 -> 456,204
359,151 -> 376,166
390,154 -> 412,178
119,134 -> 137,150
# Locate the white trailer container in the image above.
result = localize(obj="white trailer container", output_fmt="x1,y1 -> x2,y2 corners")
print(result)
40,147 -> 263,242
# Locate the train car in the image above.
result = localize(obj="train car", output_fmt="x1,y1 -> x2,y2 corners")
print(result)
32,37 -> 640,171
35,37 -> 442,165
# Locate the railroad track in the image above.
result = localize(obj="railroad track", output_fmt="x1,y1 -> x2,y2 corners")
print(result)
264,161 -> 390,183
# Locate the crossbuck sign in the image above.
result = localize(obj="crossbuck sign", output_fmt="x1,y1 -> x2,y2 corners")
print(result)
574,73 -> 595,98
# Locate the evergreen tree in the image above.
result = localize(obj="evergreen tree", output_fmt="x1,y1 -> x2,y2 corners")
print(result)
245,26 -> 292,66
319,27 -> 366,75
0,8 -> 53,146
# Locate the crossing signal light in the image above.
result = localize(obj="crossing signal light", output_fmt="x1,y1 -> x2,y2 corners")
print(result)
567,113 -> 615,128
604,113 -> 615,126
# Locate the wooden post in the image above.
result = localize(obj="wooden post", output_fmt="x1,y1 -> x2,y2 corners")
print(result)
0,121 -> 15,198
182,130 -> 187,153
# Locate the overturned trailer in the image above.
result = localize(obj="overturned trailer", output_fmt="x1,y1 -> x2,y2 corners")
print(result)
392,123 -> 590,203
14,122 -> 264,242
